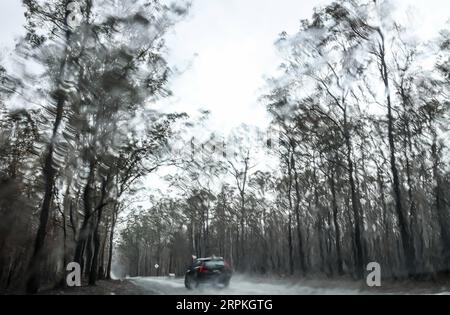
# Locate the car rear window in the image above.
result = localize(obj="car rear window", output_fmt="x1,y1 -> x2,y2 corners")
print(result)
204,260 -> 225,269
192,260 -> 202,267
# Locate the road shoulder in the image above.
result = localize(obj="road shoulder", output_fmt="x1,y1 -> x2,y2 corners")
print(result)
37,279 -> 150,295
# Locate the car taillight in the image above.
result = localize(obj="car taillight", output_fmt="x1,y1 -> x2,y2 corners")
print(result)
198,265 -> 208,273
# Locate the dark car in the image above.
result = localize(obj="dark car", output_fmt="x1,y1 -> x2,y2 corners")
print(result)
184,257 -> 232,289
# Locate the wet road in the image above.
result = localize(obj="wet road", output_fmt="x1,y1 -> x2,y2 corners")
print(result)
130,275 -> 364,295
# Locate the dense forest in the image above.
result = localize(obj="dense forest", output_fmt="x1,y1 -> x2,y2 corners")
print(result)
0,0 -> 190,293
0,0 -> 449,294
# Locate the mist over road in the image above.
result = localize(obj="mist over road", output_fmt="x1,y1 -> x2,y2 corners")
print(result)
129,275 -> 450,295
130,275 -> 365,295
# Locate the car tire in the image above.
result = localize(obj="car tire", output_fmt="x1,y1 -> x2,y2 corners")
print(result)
185,275 -> 197,290
217,277 -> 230,289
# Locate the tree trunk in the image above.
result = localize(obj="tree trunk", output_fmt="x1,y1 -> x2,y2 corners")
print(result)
431,131 -> 450,271
74,160 -> 96,273
285,152 -> 295,275
287,213 -> 294,275
377,30 -> 415,277
26,43 -> 70,294
106,207 -> 117,280
89,176 -> 108,285
98,218 -> 110,280
330,169 -> 344,275
343,108 -> 364,278
291,152 -> 307,275
25,0 -> 95,292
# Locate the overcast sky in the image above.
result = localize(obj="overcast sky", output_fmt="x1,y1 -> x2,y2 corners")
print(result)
161,0 -> 330,133
1,0 -> 449,135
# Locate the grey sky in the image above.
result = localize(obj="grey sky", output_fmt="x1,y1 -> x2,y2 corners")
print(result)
1,0 -> 449,134
0,1 -> 25,52
162,0 -> 328,133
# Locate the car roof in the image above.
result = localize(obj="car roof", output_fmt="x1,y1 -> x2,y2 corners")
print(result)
196,256 -> 224,261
